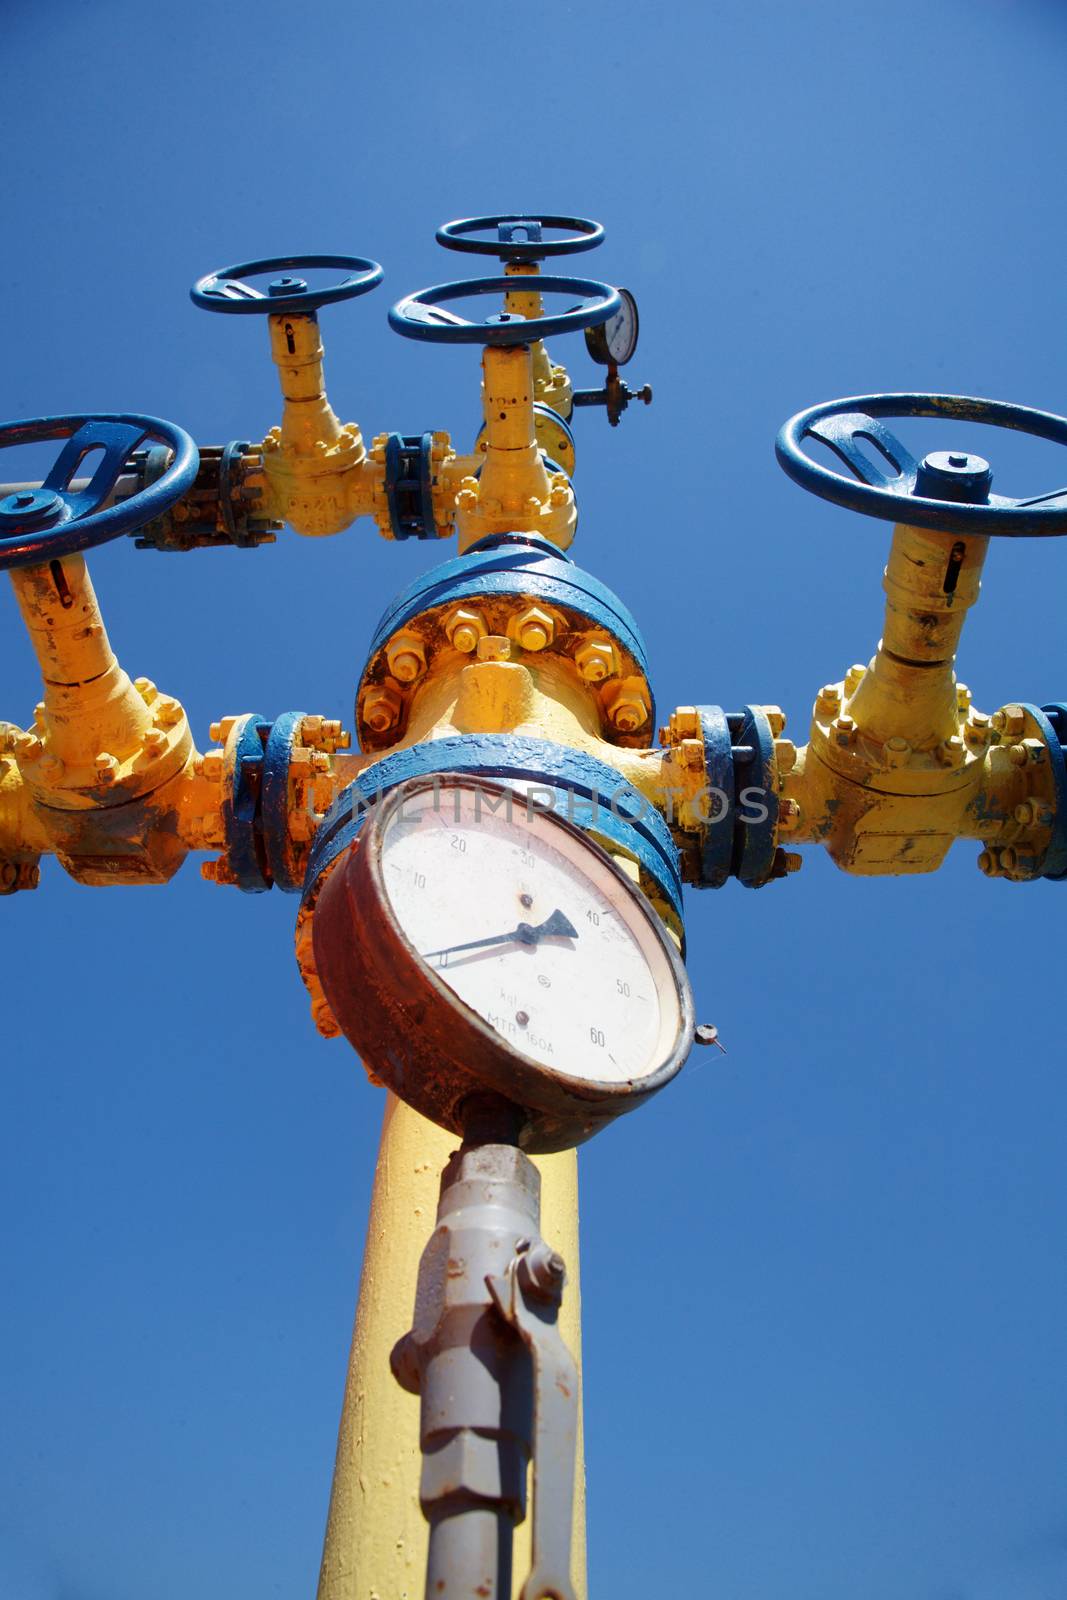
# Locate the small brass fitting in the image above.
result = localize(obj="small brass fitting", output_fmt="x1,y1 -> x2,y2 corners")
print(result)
763,706 -> 786,738
94,752 -> 118,784
884,735 -> 912,768
832,714 -> 856,748
844,663 -> 866,696
386,631 -> 427,684
956,682 -> 972,713
134,677 -> 158,704
939,735 -> 966,768
363,685 -> 402,734
778,798 -> 802,831
509,606 -> 556,653
575,639 -> 617,683
445,608 -> 488,655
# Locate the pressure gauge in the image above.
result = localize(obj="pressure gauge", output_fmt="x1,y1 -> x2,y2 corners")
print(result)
584,287 -> 640,367
312,776 -> 694,1152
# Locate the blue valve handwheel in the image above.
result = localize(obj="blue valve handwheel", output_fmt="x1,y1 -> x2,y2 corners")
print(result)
191,254 -> 383,315
0,414 -> 198,571
436,214 -> 604,262
389,275 -> 621,347
776,394 -> 1067,538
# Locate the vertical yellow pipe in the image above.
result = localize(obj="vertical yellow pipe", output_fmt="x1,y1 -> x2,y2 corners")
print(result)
846,521 -> 989,749
9,555 -> 152,769
316,1093 -> 587,1600
268,313 -> 348,456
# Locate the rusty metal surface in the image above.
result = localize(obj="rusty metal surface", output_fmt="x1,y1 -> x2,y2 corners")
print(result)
311,780 -> 694,1154
488,1245 -> 579,1600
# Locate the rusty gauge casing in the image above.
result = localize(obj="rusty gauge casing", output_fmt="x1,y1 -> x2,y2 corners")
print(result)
312,775 -> 694,1152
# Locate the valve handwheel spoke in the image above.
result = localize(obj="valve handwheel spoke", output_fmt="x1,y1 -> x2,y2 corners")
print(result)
389,275 -> 621,347
776,392 -> 1067,536
191,253 -> 384,315
0,413 -> 198,570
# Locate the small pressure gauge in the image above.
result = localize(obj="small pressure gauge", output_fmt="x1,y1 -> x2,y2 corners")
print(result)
584,287 -> 640,367
312,776 -> 694,1152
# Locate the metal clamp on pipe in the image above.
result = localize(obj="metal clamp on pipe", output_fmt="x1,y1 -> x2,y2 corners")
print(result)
391,1133 -> 579,1600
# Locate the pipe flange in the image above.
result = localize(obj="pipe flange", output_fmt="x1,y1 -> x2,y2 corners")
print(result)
356,537 -> 654,752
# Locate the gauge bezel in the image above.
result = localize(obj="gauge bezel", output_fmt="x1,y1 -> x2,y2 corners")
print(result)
311,775 -> 694,1152
584,287 -> 640,368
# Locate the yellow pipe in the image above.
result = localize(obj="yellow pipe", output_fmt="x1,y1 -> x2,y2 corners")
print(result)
269,312 -> 346,455
846,520 -> 989,750
316,1095 -> 586,1600
454,346 -> 575,554
504,261 -> 573,419
9,555 -> 154,783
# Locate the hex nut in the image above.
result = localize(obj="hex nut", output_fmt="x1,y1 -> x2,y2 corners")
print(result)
992,704 -> 1026,737
419,1428 -> 519,1509
774,738 -> 798,775
362,685 -> 403,734
604,678 -> 650,734
445,607 -> 488,654
509,606 -> 555,653
574,639 -> 617,683
386,631 -> 427,684
815,685 -> 842,719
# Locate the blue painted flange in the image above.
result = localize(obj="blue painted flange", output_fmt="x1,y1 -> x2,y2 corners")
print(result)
260,711 -> 308,891
384,433 -> 438,540
301,735 -> 684,926
732,705 -> 781,887
694,706 -> 735,889
223,715 -> 271,892
1018,703 -> 1067,881
686,705 -> 780,889
365,533 -> 648,670
358,535 -> 655,753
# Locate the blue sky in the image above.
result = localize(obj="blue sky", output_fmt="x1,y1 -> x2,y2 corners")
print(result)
2,2 -> 1067,1597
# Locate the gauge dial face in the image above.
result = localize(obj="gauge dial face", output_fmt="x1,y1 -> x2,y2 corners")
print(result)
601,288 -> 639,366
377,781 -> 684,1087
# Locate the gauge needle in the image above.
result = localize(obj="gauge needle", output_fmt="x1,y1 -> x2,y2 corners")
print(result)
425,908 -> 578,961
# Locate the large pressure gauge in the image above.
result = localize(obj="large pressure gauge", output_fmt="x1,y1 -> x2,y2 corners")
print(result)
584,287 -> 640,367
312,776 -> 694,1152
